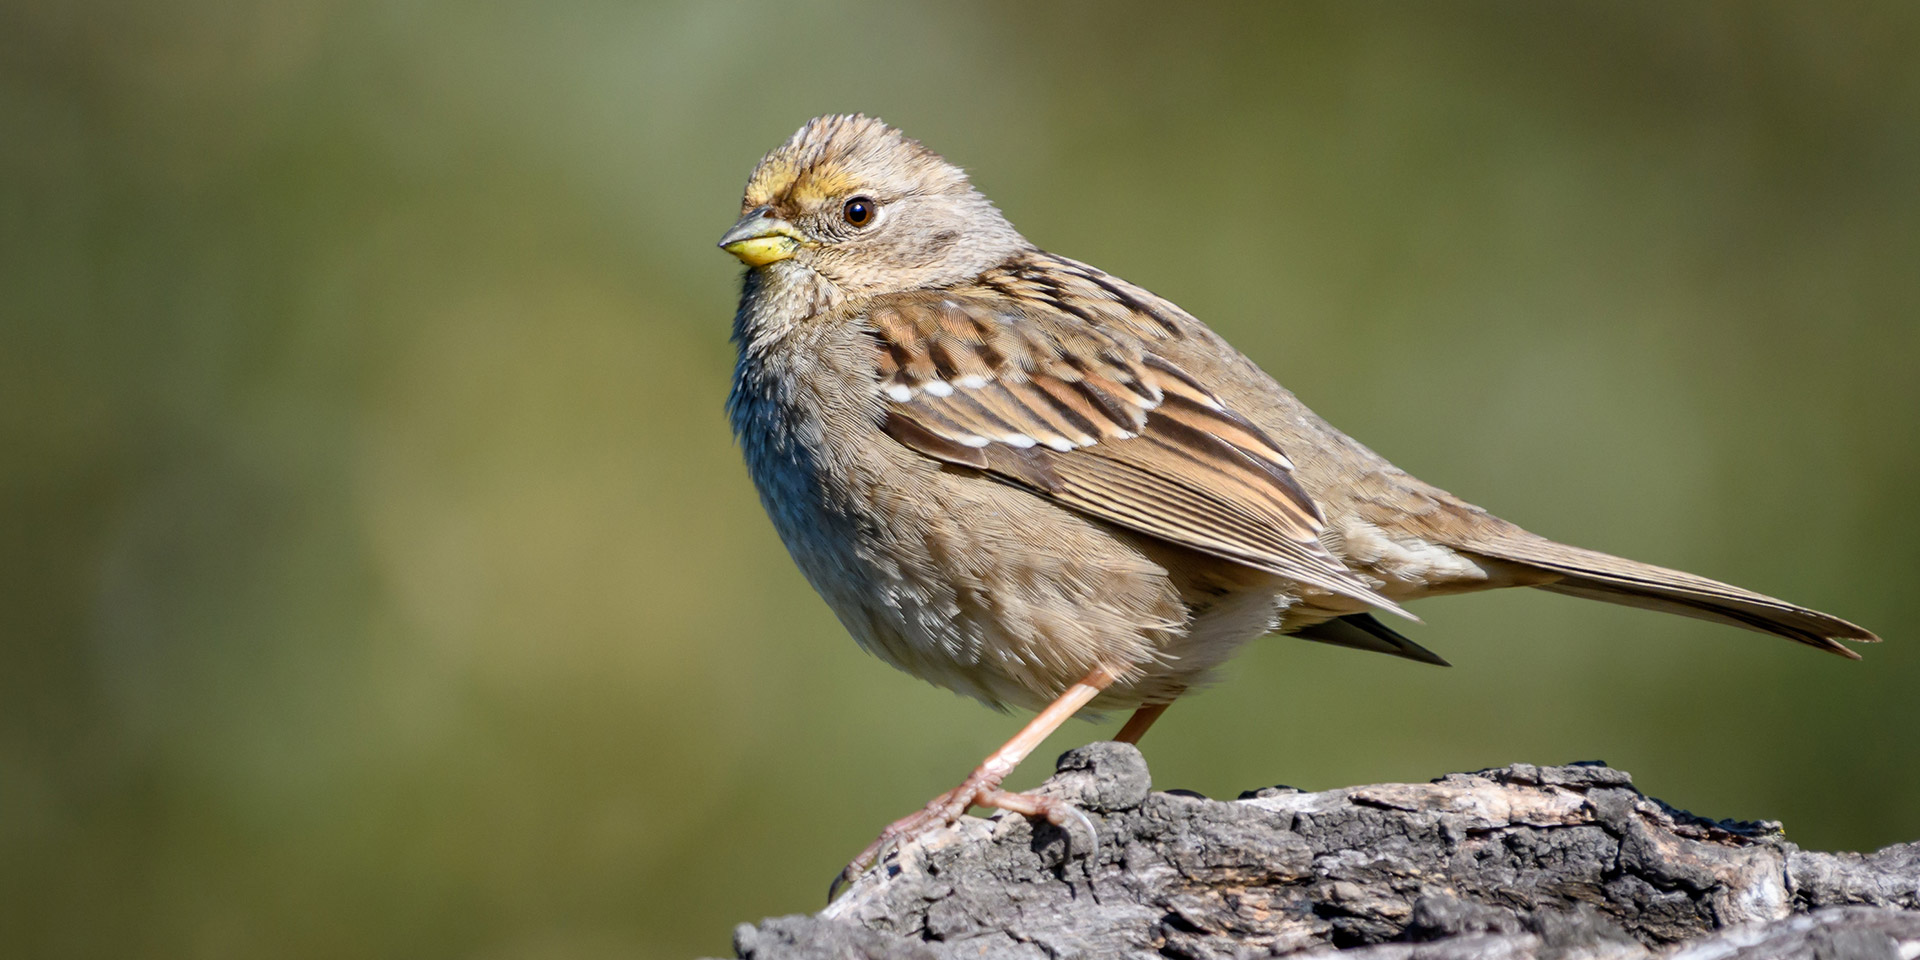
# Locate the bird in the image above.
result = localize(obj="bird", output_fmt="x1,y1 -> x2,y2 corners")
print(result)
716,114 -> 1878,890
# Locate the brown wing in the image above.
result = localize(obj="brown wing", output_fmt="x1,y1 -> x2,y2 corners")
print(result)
865,291 -> 1412,619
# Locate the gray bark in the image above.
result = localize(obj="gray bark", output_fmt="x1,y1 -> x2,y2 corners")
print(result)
714,744 -> 1920,959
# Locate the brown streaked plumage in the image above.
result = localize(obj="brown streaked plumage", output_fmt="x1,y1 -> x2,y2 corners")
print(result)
871,291 -> 1411,620
717,114 -> 1879,893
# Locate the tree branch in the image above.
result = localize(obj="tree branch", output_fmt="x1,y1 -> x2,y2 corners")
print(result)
717,744 -> 1920,959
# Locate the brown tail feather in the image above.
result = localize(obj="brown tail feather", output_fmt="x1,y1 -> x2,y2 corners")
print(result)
1455,535 -> 1879,659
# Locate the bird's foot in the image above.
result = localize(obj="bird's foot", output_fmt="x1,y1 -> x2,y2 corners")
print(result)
829,766 -> 1095,900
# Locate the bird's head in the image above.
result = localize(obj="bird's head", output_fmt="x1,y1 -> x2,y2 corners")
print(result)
718,115 -> 1029,298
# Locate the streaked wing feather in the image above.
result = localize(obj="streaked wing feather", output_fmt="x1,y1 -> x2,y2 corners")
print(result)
867,291 -> 1410,619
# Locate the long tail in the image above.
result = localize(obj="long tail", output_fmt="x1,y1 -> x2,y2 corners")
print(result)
1455,534 -> 1880,658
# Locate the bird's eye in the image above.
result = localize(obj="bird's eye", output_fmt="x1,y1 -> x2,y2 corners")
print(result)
842,196 -> 876,228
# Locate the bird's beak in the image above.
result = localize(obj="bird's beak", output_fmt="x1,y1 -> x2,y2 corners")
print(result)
718,207 -> 810,266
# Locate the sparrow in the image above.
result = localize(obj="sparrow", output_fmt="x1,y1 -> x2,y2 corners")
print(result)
717,114 -> 1878,889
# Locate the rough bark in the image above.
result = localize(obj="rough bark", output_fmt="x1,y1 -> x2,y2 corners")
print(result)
715,744 -> 1920,959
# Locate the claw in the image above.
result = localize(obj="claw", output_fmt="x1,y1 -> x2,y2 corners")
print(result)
826,668 -> 1125,903
1059,803 -> 1100,866
830,773 -> 1108,901
1019,790 -> 1099,867
829,781 -> 976,902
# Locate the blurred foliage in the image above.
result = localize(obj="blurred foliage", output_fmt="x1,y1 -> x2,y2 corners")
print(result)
3,2 -> 1918,957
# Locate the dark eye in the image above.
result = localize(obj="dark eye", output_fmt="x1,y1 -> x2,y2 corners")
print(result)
842,196 -> 876,228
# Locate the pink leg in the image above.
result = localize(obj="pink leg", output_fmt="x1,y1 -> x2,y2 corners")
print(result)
1114,701 -> 1171,744
835,667 -> 1119,893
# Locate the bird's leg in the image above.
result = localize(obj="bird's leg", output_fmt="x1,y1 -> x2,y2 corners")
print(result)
1114,701 -> 1172,744
834,666 -> 1118,895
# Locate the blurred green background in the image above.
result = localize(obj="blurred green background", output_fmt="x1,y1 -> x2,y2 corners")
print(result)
5,2 -> 1918,957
